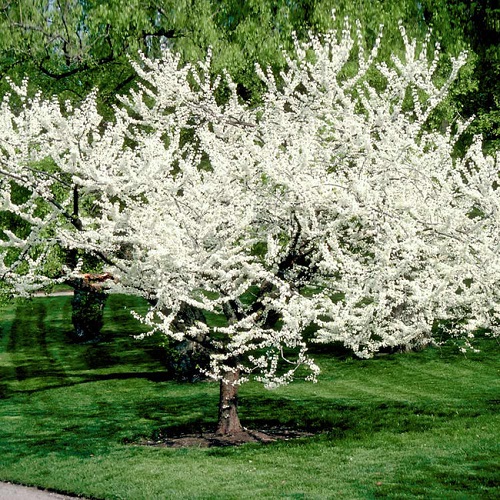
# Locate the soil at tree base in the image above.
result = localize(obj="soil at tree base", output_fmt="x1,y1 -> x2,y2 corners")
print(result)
136,427 -> 314,448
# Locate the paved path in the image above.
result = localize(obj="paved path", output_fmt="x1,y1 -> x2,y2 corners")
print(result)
0,482 -> 86,499
33,291 -> 74,297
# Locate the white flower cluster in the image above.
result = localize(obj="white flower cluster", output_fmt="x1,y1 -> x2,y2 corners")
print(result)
0,21 -> 498,385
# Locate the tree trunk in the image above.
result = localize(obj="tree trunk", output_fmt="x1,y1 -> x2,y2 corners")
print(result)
216,369 -> 243,435
67,273 -> 111,342
71,285 -> 107,341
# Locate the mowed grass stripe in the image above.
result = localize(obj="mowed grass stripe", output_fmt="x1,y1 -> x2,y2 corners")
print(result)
0,300 -> 16,398
7,299 -> 71,388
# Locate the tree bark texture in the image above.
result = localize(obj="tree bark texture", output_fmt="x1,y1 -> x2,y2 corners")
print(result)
216,369 -> 243,435
68,273 -> 111,341
71,286 -> 107,341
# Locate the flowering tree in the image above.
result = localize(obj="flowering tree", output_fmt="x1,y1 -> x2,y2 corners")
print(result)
1,21 -> 499,434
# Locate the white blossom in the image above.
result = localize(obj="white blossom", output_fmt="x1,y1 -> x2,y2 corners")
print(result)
0,20 -> 498,387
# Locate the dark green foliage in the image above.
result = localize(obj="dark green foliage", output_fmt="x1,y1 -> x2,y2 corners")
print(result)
418,0 -> 500,153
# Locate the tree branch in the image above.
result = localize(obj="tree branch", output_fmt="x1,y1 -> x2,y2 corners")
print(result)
38,53 -> 114,80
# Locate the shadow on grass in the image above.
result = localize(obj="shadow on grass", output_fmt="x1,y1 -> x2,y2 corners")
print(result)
2,370 -> 173,395
133,388 -> 498,453
238,397 -> 477,437
1,296 -> 171,396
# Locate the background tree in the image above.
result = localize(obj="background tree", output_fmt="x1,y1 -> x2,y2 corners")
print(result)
1,21 -> 498,434
2,0 -> 497,125
419,0 -> 499,153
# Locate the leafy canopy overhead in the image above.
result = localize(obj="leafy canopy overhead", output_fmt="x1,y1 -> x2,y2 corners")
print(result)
0,19 -> 499,389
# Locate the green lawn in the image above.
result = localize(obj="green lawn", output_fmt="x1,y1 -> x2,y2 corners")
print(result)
0,295 -> 498,499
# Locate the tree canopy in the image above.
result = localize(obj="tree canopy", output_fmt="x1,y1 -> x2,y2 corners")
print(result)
0,19 -> 498,433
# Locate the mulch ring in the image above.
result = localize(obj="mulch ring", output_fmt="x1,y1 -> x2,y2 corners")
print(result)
136,428 -> 315,448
